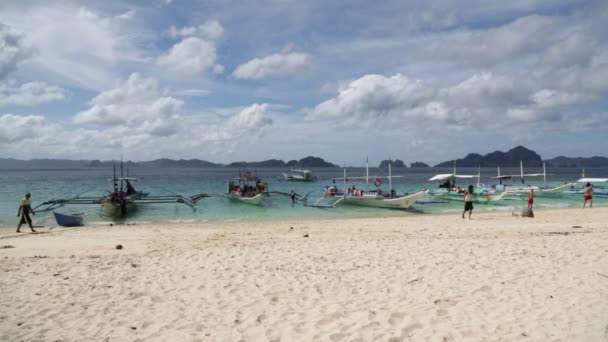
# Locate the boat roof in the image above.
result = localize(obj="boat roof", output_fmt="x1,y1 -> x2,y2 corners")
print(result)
289,169 -> 311,173
577,178 -> 608,183
492,173 -> 545,179
429,174 -> 475,181
333,175 -> 407,181
107,177 -> 138,181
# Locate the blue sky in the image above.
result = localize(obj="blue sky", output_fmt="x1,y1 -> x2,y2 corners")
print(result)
0,0 -> 606,166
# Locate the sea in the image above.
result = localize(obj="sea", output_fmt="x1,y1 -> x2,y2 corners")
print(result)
0,166 -> 605,227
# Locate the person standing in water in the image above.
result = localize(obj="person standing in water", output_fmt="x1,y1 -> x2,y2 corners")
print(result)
583,182 -> 593,208
528,189 -> 535,209
462,185 -> 474,219
17,192 -> 36,233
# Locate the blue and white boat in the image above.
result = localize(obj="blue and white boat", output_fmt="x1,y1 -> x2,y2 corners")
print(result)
54,212 -> 85,227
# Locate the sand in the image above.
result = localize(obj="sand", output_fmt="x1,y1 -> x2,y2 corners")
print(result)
0,207 -> 607,341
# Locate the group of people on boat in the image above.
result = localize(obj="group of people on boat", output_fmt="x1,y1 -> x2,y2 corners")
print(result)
233,179 -> 266,197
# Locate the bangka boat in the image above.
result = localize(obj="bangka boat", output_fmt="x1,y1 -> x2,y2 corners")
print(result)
488,162 -> 573,197
564,178 -> 608,197
282,168 -> 318,182
428,171 -> 506,204
226,169 -> 269,205
34,162 -> 196,218
309,161 -> 427,209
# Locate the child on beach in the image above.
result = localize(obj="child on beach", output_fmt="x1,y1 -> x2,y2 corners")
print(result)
583,183 -> 593,208
462,185 -> 474,219
528,189 -> 534,209
17,192 -> 36,233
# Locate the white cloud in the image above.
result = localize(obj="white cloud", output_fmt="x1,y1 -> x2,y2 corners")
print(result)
0,23 -> 32,79
168,20 -> 223,40
0,81 -> 65,106
158,20 -> 224,76
157,37 -> 221,75
308,73 -> 434,127
0,5 -> 144,90
436,15 -> 559,66
233,52 -> 312,80
74,73 -> 183,135
0,114 -> 48,143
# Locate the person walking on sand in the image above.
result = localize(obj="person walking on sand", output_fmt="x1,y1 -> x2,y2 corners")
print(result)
17,192 -> 36,233
528,189 -> 535,209
583,182 -> 593,208
462,185 -> 474,219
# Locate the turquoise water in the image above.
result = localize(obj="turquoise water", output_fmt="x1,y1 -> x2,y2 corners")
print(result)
1,167 -> 605,227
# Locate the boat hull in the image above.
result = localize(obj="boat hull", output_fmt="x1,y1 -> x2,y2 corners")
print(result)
228,193 -> 266,205
339,190 -> 427,209
53,212 -> 84,227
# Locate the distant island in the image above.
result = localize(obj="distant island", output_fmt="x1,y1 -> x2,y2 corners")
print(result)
435,146 -> 544,167
434,145 -> 608,168
2,146 -> 608,169
0,156 -> 338,169
378,159 -> 406,168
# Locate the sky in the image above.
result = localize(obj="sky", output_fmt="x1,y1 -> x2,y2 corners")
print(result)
0,0 -> 607,166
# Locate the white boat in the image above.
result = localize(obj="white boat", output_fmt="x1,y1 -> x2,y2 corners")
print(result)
226,170 -> 269,205
310,161 -> 427,209
282,168 -> 318,182
428,171 -> 506,204
564,178 -> 608,197
489,162 -> 573,196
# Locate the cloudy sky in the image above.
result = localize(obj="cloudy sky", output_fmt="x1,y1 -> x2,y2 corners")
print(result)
0,0 -> 606,165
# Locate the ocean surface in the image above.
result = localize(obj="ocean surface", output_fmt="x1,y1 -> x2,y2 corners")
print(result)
0,166 -> 605,227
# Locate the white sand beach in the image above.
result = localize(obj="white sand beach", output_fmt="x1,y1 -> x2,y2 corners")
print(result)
1,208 -> 607,341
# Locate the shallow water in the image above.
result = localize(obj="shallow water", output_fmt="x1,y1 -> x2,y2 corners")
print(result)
0,166 -> 605,227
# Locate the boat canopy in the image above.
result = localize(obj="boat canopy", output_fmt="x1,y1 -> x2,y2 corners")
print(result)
577,178 -> 608,183
107,177 -> 138,181
491,173 -> 545,179
429,174 -> 475,181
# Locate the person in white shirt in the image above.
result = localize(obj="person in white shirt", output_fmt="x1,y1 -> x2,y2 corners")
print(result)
462,185 -> 474,219
17,192 -> 36,233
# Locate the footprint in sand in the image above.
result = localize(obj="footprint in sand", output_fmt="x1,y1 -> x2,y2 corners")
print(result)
388,312 -> 406,326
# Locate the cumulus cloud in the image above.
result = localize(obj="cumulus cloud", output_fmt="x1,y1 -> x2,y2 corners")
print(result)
309,73 -> 434,127
0,81 -> 65,106
233,52 -> 312,80
0,5 -> 143,90
308,72 -> 597,131
0,23 -> 33,79
74,73 -> 183,136
0,114 -> 48,143
168,20 -> 223,39
157,37 -> 221,75
158,21 -> 224,75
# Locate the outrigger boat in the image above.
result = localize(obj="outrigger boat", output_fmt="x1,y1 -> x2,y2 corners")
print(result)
428,167 -> 506,204
190,169 -> 308,206
309,161 -> 427,209
282,168 -> 318,182
226,170 -> 268,205
34,162 -> 196,218
564,177 -> 608,197
488,162 -> 572,196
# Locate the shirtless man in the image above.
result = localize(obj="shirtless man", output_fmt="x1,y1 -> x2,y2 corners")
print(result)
583,183 -> 593,208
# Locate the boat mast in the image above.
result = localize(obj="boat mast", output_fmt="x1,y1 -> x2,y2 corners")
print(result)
120,157 -> 124,192
389,160 -> 392,196
113,163 -> 117,193
343,165 -> 347,195
520,160 -> 524,184
366,157 -> 369,189
477,166 -> 481,185
543,162 -> 546,186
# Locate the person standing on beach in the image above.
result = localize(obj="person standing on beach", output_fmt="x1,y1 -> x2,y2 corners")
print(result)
528,189 -> 535,209
462,185 -> 474,219
583,183 -> 593,208
17,192 -> 36,233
